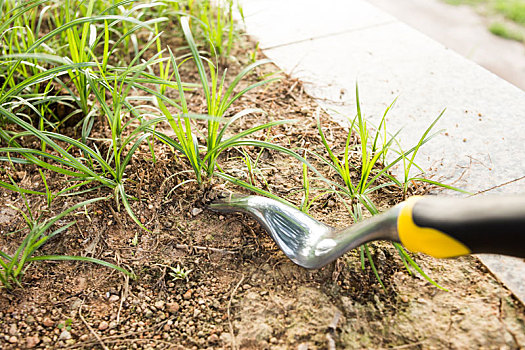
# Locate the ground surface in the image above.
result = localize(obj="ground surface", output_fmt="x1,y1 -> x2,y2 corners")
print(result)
1,33 -> 525,350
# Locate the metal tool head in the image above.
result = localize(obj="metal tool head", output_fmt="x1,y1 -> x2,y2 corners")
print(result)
209,194 -> 402,269
210,194 -> 335,268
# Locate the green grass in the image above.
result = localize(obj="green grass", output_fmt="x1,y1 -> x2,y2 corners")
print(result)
0,0 -> 301,234
0,0 -> 463,293
0,0 -> 167,126
0,39 -> 169,231
444,0 -> 485,5
153,16 -> 302,188
441,0 -> 525,42
0,0 -> 280,234
0,0 -> 241,232
299,85 -> 466,289
494,0 -> 525,24
0,0 -> 255,289
489,21 -> 525,41
169,0 -> 240,58
0,183 -> 133,290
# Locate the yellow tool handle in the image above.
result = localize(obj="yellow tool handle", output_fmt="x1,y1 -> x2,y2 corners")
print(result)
397,196 -> 525,258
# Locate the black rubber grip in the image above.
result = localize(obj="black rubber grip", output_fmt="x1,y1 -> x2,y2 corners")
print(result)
412,196 -> 525,258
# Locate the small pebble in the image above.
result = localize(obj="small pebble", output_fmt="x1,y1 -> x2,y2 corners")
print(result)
400,295 -> 409,303
154,301 -> 165,310
70,298 -> 82,311
8,336 -> 18,344
220,332 -> 231,343
98,321 -> 109,331
166,302 -> 180,313
183,289 -> 193,300
192,208 -> 203,216
109,295 -> 120,303
26,335 -> 40,348
8,324 -> 17,336
208,334 -> 219,343
42,317 -> 54,327
59,330 -> 72,341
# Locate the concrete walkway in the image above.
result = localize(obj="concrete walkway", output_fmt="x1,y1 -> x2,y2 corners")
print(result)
239,0 -> 525,303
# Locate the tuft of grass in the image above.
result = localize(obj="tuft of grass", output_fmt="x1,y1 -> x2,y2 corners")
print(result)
55,0 -> 166,118
0,0 -> 167,130
154,16 -> 297,187
167,264 -> 192,282
0,0 -> 279,232
494,0 -> 525,25
440,0 -> 525,41
489,21 -> 525,41
301,85 -> 465,289
0,185 -> 133,290
197,0 -> 236,58
170,0 -> 240,58
443,0 -> 485,5
0,34 -> 170,231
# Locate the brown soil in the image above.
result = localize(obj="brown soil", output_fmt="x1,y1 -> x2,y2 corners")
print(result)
1,34 -> 524,350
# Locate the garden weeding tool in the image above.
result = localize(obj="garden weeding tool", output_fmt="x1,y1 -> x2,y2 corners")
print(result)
209,194 -> 525,269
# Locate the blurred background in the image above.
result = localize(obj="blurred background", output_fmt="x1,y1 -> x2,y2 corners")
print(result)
367,0 -> 525,91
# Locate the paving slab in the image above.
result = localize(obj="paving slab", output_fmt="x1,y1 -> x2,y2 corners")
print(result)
239,0 -> 394,49
240,0 -> 525,303
247,19 -> 525,193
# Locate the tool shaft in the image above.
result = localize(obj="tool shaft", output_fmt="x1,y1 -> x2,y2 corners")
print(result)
210,194 -> 525,269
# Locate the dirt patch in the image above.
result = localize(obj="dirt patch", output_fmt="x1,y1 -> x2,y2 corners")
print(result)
0,32 -> 524,350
